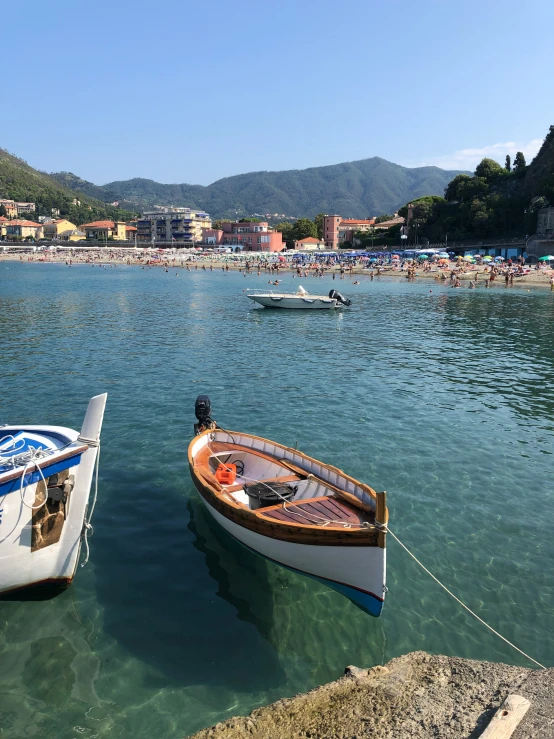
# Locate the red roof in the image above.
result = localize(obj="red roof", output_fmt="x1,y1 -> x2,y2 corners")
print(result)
297,237 -> 322,243
6,219 -> 42,227
339,219 -> 375,225
0,216 -> 9,222
80,220 -> 115,229
125,225 -> 137,231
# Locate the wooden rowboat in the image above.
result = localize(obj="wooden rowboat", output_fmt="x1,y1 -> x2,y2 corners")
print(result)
188,396 -> 388,617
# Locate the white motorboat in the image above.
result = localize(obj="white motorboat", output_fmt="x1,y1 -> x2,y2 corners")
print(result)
0,394 -> 107,597
189,396 -> 387,616
247,286 -> 351,310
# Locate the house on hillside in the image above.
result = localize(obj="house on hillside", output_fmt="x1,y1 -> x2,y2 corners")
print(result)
0,216 -> 9,238
372,215 -> 404,230
80,220 -> 127,241
0,200 -> 18,218
322,215 -> 376,248
5,220 -> 44,240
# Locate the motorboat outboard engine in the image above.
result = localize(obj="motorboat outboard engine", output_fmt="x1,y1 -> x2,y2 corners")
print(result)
329,289 -> 352,307
194,394 -> 214,434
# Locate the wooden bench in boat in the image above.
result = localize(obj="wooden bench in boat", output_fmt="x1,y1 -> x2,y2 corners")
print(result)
258,496 -> 372,527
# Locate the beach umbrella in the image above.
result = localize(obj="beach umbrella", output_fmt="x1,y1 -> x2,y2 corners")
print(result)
482,255 -> 492,261
494,256 -> 504,261
438,253 -> 449,258
538,255 -> 554,261
418,254 -> 429,260
463,255 -> 474,262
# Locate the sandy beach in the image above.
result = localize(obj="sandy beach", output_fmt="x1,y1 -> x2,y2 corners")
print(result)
2,250 -> 554,289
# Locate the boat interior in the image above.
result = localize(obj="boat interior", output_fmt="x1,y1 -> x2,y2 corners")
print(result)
192,432 -> 377,529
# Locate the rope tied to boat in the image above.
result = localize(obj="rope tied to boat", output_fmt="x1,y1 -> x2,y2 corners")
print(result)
387,527 -> 546,670
78,436 -> 101,568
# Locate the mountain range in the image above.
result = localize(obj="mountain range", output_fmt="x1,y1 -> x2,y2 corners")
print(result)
50,158 -> 467,219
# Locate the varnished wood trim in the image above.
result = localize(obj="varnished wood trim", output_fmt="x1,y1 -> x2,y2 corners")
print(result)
189,464 -> 379,547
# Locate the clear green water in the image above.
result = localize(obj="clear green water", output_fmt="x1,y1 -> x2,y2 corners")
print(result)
0,263 -> 553,738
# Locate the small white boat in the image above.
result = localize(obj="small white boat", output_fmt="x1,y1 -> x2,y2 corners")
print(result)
188,396 -> 387,616
247,286 -> 351,310
0,394 -> 107,597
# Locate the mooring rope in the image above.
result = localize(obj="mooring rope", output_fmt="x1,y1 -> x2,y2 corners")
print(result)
78,436 -> 100,567
386,527 -> 546,670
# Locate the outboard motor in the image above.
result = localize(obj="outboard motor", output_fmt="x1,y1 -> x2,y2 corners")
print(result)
194,395 -> 214,434
329,289 -> 352,307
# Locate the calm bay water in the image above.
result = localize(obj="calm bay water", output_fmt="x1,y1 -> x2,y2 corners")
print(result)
0,262 -> 553,738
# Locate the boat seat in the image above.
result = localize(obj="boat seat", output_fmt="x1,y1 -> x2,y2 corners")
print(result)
257,496 -> 365,527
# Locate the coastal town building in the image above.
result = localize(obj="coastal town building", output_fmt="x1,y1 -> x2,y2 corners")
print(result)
294,236 -> 325,250
80,220 -> 128,241
0,216 -> 8,238
220,221 -> 283,251
136,208 -> 212,244
42,218 -> 77,239
373,215 -> 404,230
199,222 -> 283,251
5,220 -> 44,239
0,199 -> 36,217
323,215 -> 376,248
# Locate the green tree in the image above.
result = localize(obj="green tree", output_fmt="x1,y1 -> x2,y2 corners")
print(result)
274,221 -> 295,247
474,158 -> 505,180
212,219 -> 232,230
314,213 -> 325,239
505,154 -> 511,172
291,218 -> 318,241
513,151 -> 527,172
238,217 -> 262,223
0,204 -> 7,218
374,213 -> 394,224
444,174 -> 472,201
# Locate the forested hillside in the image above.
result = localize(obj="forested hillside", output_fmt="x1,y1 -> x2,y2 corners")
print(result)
0,149 -> 136,223
51,158 -> 466,219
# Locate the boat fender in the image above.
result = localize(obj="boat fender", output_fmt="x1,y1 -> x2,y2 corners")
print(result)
328,289 -> 352,306
215,463 -> 237,486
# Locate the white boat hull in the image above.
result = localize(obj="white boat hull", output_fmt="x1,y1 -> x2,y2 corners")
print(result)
0,394 -> 106,596
247,294 -> 341,310
201,497 -> 386,616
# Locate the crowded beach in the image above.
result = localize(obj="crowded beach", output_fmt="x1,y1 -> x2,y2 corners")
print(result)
2,246 -> 554,288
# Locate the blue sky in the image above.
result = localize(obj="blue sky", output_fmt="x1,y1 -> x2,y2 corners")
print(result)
1,0 -> 552,185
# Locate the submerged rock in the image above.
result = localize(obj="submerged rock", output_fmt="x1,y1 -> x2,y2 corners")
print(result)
185,651 -> 554,738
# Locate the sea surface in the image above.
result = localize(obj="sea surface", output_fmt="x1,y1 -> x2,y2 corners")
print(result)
0,262 -> 553,739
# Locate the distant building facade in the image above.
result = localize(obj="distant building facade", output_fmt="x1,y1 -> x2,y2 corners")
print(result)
220,221 -> 283,252
323,215 -> 377,248
42,218 -> 77,239
294,236 -> 325,250
80,220 -> 127,241
136,208 -> 212,244
5,220 -> 43,239
0,199 -> 36,217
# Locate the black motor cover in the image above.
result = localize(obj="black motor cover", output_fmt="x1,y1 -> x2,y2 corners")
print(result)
195,395 -> 211,423
328,289 -> 352,306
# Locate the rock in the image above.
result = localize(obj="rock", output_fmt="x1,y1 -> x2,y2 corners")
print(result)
183,652 -> 554,739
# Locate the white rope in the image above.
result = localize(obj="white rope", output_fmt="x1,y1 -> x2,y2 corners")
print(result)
79,438 -> 100,568
387,527 -> 546,670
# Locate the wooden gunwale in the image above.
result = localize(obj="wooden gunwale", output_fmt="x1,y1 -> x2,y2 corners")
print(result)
0,445 -> 88,485
188,430 -> 384,547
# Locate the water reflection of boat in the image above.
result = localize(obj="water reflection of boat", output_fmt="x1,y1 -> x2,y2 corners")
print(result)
189,396 -> 388,617
0,394 -> 107,597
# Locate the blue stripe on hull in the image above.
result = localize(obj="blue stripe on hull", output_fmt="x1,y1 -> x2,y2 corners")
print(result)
219,523 -> 384,618
0,454 -> 83,496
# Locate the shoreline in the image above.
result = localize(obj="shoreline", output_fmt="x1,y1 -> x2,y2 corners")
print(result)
2,255 -> 554,289
185,651 -> 553,738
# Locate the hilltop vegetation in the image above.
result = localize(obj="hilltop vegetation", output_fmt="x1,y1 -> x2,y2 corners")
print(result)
51,158 -> 467,219
0,149 -> 136,223
394,125 -> 554,242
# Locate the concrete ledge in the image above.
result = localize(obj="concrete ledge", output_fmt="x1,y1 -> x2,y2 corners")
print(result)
186,651 -> 554,738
